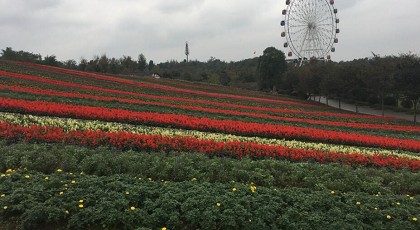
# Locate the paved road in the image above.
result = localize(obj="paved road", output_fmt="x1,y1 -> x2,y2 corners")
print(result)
312,96 -> 418,123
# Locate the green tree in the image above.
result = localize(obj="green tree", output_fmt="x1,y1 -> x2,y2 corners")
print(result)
362,56 -> 396,116
1,47 -> 42,62
120,55 -> 136,72
219,70 -> 231,86
43,55 -> 59,66
63,59 -> 77,69
148,60 -> 155,71
257,47 -> 287,91
97,54 -> 109,73
395,53 -> 420,123
78,57 -> 88,71
138,54 -> 147,71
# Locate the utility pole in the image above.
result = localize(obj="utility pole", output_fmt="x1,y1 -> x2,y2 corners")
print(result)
185,41 -> 190,63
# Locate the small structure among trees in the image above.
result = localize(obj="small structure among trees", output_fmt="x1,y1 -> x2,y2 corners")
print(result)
185,42 -> 190,63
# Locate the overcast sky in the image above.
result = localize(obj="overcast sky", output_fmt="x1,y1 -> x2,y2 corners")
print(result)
1,0 -> 419,63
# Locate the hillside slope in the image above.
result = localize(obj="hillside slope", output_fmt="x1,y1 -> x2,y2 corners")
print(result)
0,61 -> 419,229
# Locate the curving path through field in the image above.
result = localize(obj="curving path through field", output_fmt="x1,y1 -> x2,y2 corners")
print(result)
313,96 -> 419,123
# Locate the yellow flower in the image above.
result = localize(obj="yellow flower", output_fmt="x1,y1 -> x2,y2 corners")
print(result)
78,204 -> 84,208
331,191 -> 335,195
412,217 -> 418,222
125,191 -> 130,195
374,208 -> 378,211
386,215 -> 392,220
250,185 -> 257,193
1,194 -> 5,198
191,178 -> 197,181
148,178 -> 152,181
356,202 -> 361,205
71,180 -> 76,184
130,206 -> 136,211
64,210 -> 69,215
6,169 -> 13,173
24,175 -> 30,179
45,176 -> 49,180
216,203 -> 221,207
396,202 -> 400,206
162,228 -> 167,230
59,191 -> 64,195
232,188 -> 237,192
3,206 -> 7,210
410,197 -> 414,200
1,174 -> 5,177
79,200 -> 84,203
56,169 -> 63,173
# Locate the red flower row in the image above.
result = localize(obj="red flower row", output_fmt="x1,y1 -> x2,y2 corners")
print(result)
0,97 -> 419,152
0,122 -> 418,171
1,82 -> 418,133
1,69 -> 390,120
14,62 -> 321,107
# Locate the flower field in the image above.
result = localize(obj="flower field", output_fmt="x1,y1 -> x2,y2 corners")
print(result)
0,60 -> 419,229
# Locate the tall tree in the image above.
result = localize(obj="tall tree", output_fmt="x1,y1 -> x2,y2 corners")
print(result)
257,47 -> 287,91
219,70 -> 231,86
148,60 -> 155,72
138,53 -> 147,71
43,55 -> 59,67
362,56 -> 396,116
185,42 -> 190,63
97,54 -> 109,73
395,53 -> 420,123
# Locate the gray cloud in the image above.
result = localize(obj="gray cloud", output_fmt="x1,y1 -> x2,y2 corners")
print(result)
0,0 -> 419,63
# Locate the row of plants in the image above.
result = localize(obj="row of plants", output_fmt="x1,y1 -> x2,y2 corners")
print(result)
1,82 -> 417,133
1,97 -> 419,151
1,141 -> 419,194
1,121 -> 419,170
0,68 -> 328,111
0,139 -> 419,229
4,62 -> 416,127
2,169 -> 418,230
0,112 -> 418,160
0,64 -> 316,108
0,73 -> 386,123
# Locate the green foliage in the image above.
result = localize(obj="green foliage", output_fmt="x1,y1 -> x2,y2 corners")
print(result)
0,141 -> 419,195
137,54 -> 147,71
257,47 -> 288,91
218,70 -> 231,86
43,55 -> 60,67
0,170 -> 419,229
0,47 -> 42,63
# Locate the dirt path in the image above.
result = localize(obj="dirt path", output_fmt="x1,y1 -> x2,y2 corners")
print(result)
312,96 -> 418,123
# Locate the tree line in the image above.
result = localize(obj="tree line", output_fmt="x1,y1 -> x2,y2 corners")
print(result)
0,47 -> 153,74
279,53 -> 420,122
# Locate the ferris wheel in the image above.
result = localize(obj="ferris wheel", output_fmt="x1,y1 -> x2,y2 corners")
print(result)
281,0 -> 340,64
